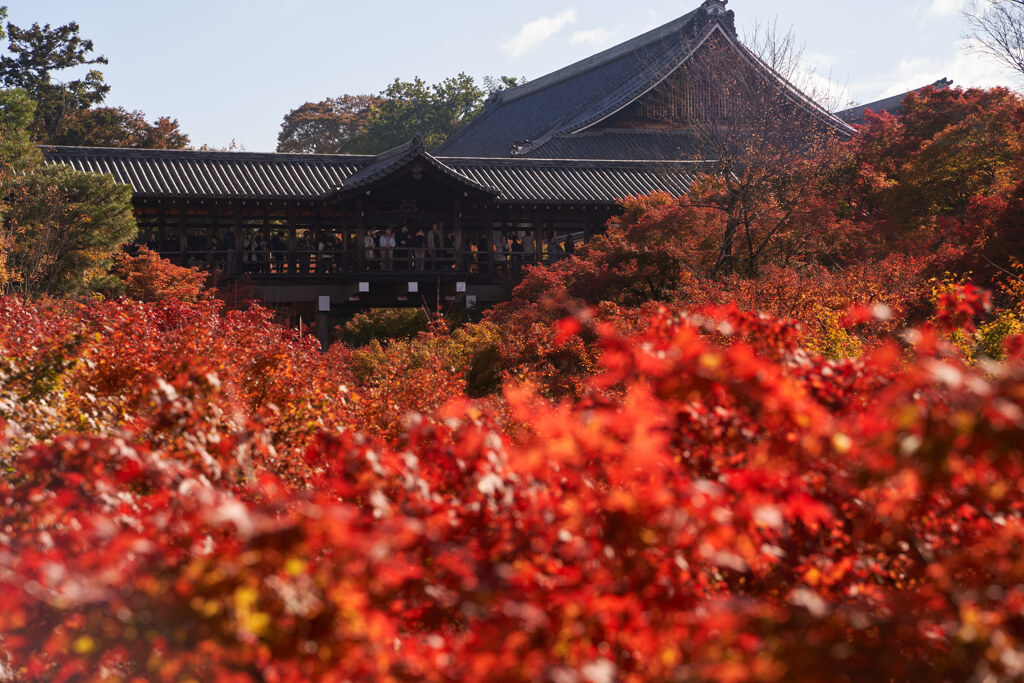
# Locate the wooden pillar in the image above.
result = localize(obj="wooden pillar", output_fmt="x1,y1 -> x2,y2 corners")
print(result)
340,213 -> 351,271
287,218 -> 297,276
544,212 -> 553,263
258,213 -> 269,275
231,204 -> 242,276
533,210 -> 544,265
453,198 -> 464,272
156,215 -> 166,255
481,206 -> 493,274
286,204 -> 298,275
356,199 -> 366,271
547,217 -> 556,260
311,205 -> 323,275
178,205 -> 188,265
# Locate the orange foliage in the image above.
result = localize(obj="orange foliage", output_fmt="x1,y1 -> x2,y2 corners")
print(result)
113,247 -> 212,303
0,295 -> 1022,681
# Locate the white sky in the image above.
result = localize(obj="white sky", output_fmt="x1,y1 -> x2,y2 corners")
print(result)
4,0 -> 1018,152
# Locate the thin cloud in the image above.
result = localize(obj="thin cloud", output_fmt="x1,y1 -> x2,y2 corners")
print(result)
849,38 -> 1017,106
570,28 -> 618,48
501,9 -> 578,58
927,0 -> 965,16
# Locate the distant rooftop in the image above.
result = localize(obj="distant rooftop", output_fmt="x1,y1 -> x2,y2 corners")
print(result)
837,78 -> 954,125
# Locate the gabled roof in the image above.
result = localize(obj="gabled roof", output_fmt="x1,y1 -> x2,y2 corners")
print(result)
837,78 -> 954,126
436,0 -> 852,159
435,2 -> 729,158
330,136 -> 498,201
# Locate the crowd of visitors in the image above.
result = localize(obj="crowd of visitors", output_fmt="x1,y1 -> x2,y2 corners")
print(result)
141,225 -> 581,276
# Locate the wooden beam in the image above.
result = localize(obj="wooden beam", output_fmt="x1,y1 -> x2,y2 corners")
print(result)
533,211 -> 544,266
453,199 -> 464,272
356,199 -> 366,272
231,203 -> 242,277
178,205 -> 188,265
286,204 -> 300,275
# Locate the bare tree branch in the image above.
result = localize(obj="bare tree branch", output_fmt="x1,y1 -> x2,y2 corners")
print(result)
963,0 -> 1024,79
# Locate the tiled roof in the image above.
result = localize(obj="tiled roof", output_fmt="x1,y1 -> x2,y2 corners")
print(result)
42,146 -> 708,206
434,7 -> 714,158
519,130 -> 715,161
43,146 -> 367,200
447,157 -> 707,203
837,78 -> 954,126
434,1 -> 851,159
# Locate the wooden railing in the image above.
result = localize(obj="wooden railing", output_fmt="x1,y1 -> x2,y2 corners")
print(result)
158,245 -> 574,279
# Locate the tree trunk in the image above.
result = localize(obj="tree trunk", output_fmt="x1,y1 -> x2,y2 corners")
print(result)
712,212 -> 739,279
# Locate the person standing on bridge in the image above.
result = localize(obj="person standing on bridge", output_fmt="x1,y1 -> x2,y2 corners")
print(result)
397,226 -> 411,270
364,231 -> 377,270
511,234 -> 524,272
380,227 -> 396,270
426,223 -> 441,270
413,227 -> 426,271
319,233 -> 334,274
444,227 -> 456,269
549,238 -> 563,265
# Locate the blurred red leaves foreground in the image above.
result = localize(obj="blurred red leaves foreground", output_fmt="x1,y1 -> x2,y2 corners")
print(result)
1,289 -> 1023,682
3,85 -> 1024,681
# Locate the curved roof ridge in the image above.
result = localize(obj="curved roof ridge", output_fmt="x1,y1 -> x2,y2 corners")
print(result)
552,22 -> 721,138
434,3 -> 738,158
500,8 -> 702,104
725,38 -> 855,136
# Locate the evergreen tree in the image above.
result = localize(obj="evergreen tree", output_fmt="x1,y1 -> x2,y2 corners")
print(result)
278,74 -> 525,155
0,83 -> 137,296
0,15 -> 109,140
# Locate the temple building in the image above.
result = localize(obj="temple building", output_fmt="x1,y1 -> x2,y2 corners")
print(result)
836,78 -> 953,126
43,0 -> 853,311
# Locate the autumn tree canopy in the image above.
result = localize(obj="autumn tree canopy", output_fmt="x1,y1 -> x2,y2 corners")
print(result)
485,84 -> 1023,396
276,93 -> 379,154
48,106 -> 189,149
112,247 -> 211,303
846,86 -> 1024,267
654,28 -> 851,278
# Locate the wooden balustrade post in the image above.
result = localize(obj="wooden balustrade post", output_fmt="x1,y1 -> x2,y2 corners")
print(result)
453,198 -> 464,272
